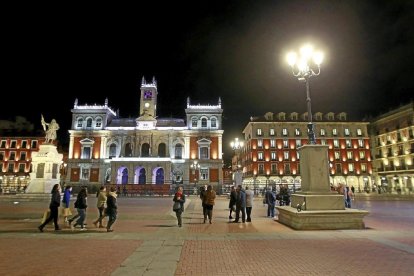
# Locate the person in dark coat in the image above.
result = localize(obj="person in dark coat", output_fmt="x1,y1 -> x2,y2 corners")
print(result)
173,186 -> 186,227
38,184 -> 61,232
199,185 -> 207,220
71,187 -> 88,230
265,187 -> 276,218
106,186 -> 118,232
228,186 -> 237,220
233,185 -> 246,223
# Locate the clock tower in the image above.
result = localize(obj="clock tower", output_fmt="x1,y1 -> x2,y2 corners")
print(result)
139,76 -> 158,118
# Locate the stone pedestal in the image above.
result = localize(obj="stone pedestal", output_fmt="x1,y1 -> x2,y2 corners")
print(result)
25,144 -> 63,193
276,144 -> 368,230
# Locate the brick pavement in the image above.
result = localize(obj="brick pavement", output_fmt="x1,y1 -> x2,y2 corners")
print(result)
0,194 -> 413,275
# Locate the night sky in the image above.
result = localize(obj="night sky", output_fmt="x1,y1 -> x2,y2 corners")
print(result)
3,0 -> 414,163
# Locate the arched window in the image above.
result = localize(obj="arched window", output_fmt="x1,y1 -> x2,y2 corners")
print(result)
77,118 -> 83,128
201,118 -> 207,128
192,117 -> 197,127
109,143 -> 117,158
86,118 -> 93,128
211,118 -> 217,128
158,143 -> 166,157
125,143 -> 132,157
141,143 -> 150,157
95,117 -> 102,128
155,168 -> 164,184
175,144 -> 183,159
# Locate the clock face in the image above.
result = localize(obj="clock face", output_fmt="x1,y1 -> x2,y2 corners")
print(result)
144,90 -> 152,99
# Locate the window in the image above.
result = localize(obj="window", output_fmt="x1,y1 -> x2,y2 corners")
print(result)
258,152 -> 264,161
175,144 -> 183,159
271,163 -> 277,173
320,128 -> 326,136
296,139 -> 302,148
295,129 -> 300,136
336,163 -> 342,173
201,118 -> 207,128
332,129 -> 337,136
86,118 -> 93,128
31,140 -> 38,149
0,152 -> 4,161
81,168 -> 90,180
257,139 -> 263,148
347,151 -> 353,160
296,152 -> 300,160
257,128 -> 262,136
335,151 -> 340,160
333,140 -> 339,148
200,146 -> 209,159
211,118 -> 217,128
8,163 -> 14,172
270,128 -> 275,136
0,141 -> 6,148
141,143 -> 150,157
358,139 -> 364,148
284,151 -> 289,160
282,128 -> 288,136
96,117 -> 102,128
359,151 -> 365,160
271,152 -> 276,160
200,168 -> 209,180
192,117 -> 197,127
320,139 -> 327,145
77,118 -> 83,128
361,163 -> 367,173
10,152 -> 16,161
357,129 -> 362,136
21,140 -> 27,149
345,128 -> 350,136
158,143 -> 166,157
270,139 -> 276,148
348,163 -> 354,172
20,152 -> 27,161
82,146 -> 91,159
283,139 -> 288,148
18,163 -> 25,173
258,164 -> 264,174
109,143 -> 117,158
346,139 -> 352,148
284,163 -> 291,174
10,140 -> 17,148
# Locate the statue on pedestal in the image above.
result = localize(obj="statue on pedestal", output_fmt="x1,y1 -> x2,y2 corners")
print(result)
41,115 -> 59,144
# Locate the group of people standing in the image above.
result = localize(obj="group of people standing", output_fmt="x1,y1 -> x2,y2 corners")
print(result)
38,184 -> 118,233
228,185 -> 254,223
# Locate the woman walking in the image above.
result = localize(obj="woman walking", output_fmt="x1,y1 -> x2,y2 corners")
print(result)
93,186 -> 107,228
106,186 -> 118,232
61,186 -> 72,224
38,184 -> 61,232
204,185 -> 216,224
173,186 -> 186,227
71,187 -> 88,231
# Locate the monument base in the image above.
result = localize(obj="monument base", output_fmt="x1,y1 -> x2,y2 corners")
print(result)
291,193 -> 345,210
25,179 -> 56,194
276,206 -> 369,230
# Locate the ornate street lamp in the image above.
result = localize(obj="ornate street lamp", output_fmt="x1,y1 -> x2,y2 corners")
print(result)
190,160 -> 200,186
286,43 -> 324,144
230,138 -> 244,186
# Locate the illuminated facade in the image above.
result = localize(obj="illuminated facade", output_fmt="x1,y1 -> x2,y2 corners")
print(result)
240,111 -> 372,192
370,102 -> 414,193
65,77 -> 224,190
0,136 -> 44,191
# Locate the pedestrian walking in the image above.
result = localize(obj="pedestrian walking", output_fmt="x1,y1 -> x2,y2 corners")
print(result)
61,185 -> 72,224
70,187 -> 88,231
245,186 -> 254,222
106,186 -> 118,232
204,185 -> 216,224
233,185 -> 246,223
265,187 -> 276,218
93,186 -> 107,228
199,185 -> 208,221
173,186 -> 186,227
38,184 -> 61,232
228,186 -> 237,220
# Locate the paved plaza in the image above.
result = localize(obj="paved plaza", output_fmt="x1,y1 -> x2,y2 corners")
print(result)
0,194 -> 413,275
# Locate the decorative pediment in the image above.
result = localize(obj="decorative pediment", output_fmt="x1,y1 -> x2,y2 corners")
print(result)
197,138 -> 212,145
80,138 -> 94,145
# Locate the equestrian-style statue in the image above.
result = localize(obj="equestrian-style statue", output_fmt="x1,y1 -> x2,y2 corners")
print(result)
41,115 -> 59,143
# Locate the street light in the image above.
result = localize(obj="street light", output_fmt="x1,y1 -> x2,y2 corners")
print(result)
230,138 -> 244,186
190,160 -> 200,186
286,43 -> 324,144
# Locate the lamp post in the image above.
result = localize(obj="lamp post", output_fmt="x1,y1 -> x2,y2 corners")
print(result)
286,44 -> 324,144
230,138 -> 244,186
190,160 -> 200,187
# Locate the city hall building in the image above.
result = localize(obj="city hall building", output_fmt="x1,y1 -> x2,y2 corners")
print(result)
65,77 -> 224,192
